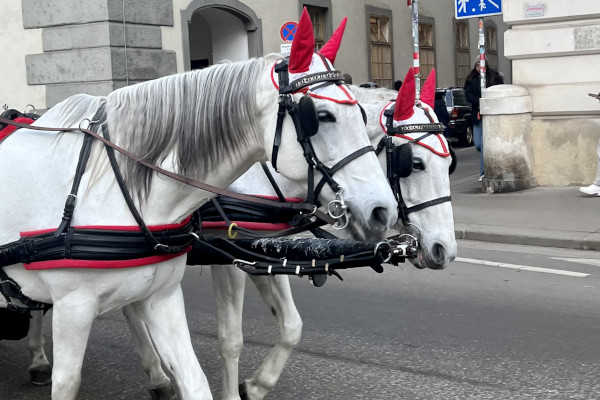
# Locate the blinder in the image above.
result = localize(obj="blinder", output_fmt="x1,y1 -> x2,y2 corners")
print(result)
297,95 -> 319,139
392,143 -> 413,178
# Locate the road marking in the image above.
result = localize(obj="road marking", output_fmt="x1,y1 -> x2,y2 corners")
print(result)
456,257 -> 590,277
550,257 -> 600,267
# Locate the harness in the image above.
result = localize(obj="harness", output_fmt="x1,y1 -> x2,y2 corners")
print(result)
272,55 -> 375,229
376,103 -> 454,223
0,57 -> 386,307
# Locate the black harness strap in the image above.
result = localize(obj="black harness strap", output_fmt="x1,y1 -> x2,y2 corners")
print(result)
55,107 -> 106,237
102,121 -> 196,254
0,116 -> 335,226
0,269 -> 51,313
259,162 -> 286,202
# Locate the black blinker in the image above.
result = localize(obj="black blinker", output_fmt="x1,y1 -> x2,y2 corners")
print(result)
392,143 -> 413,178
298,96 -> 319,138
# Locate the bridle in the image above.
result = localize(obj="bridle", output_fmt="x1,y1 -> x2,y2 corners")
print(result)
375,102 -> 454,224
271,55 -> 375,229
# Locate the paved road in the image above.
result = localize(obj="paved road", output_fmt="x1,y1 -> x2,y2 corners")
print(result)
2,239 -> 600,399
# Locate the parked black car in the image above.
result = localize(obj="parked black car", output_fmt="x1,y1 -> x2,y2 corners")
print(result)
435,87 -> 473,146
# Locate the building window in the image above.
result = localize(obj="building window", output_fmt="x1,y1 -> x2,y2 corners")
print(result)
369,15 -> 392,89
485,24 -> 498,72
418,21 -> 435,86
305,5 -> 326,51
455,21 -> 470,87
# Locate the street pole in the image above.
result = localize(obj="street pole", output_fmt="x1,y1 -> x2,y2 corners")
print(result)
411,0 -> 420,100
478,17 -> 486,91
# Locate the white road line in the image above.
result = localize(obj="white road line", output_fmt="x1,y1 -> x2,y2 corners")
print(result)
456,257 -> 590,277
550,257 -> 600,267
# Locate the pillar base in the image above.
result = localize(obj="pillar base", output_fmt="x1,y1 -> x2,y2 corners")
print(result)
482,177 -> 537,194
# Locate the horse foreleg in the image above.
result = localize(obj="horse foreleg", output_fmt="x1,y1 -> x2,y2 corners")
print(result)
27,310 -> 52,386
210,265 -> 247,400
50,296 -> 97,400
241,275 -> 302,400
134,283 -> 212,400
123,304 -> 175,400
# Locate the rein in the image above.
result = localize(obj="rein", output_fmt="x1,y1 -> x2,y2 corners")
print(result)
0,116 -> 335,227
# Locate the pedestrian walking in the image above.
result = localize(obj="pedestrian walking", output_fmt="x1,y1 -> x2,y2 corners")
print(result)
464,60 -> 504,181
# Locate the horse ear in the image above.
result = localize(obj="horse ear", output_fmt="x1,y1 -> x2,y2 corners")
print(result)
289,8 -> 315,73
319,17 -> 347,64
420,68 -> 436,108
393,68 -> 416,121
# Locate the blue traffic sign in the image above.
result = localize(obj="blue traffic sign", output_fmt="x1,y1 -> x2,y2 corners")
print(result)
455,0 -> 502,19
280,21 -> 298,43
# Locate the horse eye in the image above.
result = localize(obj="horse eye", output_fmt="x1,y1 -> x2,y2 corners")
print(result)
413,158 -> 425,171
317,110 -> 336,123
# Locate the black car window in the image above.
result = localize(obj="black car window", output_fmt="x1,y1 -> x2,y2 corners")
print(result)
452,90 -> 470,106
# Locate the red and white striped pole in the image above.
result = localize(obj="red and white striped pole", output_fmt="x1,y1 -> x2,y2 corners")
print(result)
409,0 -> 420,100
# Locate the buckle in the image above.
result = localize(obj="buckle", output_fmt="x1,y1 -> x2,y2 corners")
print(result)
18,240 -> 35,257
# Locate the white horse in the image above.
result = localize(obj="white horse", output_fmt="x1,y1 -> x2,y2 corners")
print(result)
115,67 -> 457,400
0,9 -> 397,400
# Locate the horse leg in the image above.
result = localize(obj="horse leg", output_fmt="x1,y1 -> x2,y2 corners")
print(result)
133,283 -> 212,400
123,304 -> 175,400
210,265 -> 247,400
240,275 -> 302,400
27,310 -> 52,386
50,296 -> 98,400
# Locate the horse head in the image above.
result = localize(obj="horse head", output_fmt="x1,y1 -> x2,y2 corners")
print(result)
387,68 -> 457,269
352,68 -> 457,269
264,8 -> 397,241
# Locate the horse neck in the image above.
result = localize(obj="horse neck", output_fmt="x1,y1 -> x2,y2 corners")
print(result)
100,61 -> 277,223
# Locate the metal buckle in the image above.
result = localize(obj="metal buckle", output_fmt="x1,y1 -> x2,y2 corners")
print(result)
328,189 -> 349,230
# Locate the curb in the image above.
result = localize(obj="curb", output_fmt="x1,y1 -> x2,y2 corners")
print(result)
454,223 -> 600,252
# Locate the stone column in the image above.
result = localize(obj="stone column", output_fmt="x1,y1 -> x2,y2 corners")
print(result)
480,84 -> 536,193
22,0 -> 176,108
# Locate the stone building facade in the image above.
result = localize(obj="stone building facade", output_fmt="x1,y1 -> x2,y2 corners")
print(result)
503,1 -> 600,186
2,0 -> 509,109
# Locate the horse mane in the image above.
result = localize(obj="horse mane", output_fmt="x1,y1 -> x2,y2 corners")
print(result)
350,85 -> 397,104
105,58 -> 270,199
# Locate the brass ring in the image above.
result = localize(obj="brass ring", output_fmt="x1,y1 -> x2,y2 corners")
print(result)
228,223 -> 238,239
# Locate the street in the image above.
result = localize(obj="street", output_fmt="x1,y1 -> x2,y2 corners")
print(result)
2,147 -> 600,399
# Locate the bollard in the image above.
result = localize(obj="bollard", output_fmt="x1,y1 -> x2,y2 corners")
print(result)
480,84 -> 536,193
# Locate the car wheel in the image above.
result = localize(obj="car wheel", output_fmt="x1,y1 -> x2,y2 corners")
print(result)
459,125 -> 474,147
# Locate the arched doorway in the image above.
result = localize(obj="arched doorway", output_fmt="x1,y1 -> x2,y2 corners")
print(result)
181,0 -> 262,71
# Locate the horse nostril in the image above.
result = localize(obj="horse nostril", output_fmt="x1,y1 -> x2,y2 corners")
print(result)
430,242 -> 448,269
370,206 -> 389,229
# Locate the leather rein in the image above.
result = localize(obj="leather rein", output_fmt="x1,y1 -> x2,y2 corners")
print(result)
0,107 -> 335,227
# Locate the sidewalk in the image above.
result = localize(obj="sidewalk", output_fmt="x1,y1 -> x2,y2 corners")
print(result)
452,186 -> 600,251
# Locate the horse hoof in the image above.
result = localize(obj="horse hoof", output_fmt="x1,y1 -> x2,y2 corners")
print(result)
149,384 -> 176,400
29,365 -> 52,386
238,382 -> 249,400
